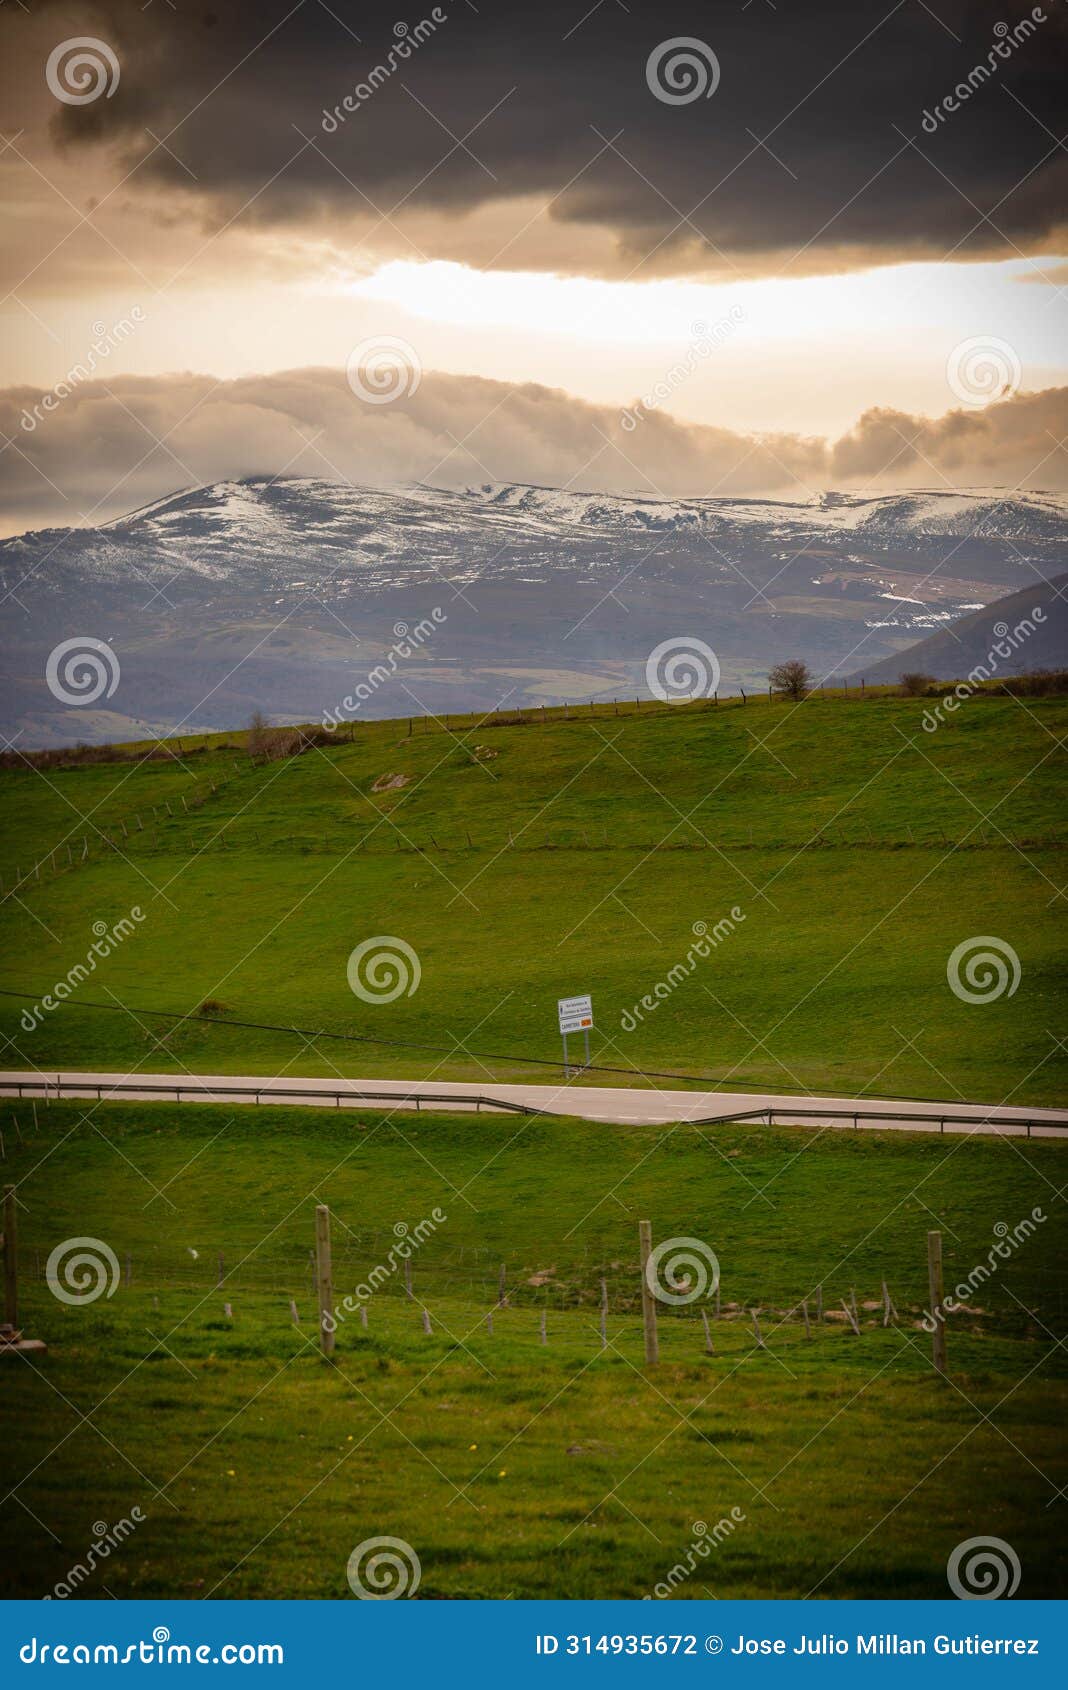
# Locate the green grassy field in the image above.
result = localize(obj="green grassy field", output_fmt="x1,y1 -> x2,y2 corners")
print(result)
0,692 -> 1065,1102
1,1100 -> 1065,1599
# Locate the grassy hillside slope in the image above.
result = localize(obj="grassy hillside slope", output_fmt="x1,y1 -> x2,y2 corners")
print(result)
1,1100 -> 1064,1598
0,692 -> 1064,1102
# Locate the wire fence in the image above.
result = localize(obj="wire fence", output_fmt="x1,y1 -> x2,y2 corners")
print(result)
16,1238 -> 1067,1343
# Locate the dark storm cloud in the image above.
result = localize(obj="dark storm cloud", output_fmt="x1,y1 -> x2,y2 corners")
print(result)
13,0 -> 1068,274
1,367 -> 1064,534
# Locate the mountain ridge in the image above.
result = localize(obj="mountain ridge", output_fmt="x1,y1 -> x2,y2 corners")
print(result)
2,476 -> 1066,746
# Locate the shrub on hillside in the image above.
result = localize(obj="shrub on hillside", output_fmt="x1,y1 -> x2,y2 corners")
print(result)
900,671 -> 935,696
1001,668 -> 1068,697
246,709 -> 271,758
246,716 -> 333,761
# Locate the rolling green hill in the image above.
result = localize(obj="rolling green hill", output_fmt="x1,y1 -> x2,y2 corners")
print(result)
0,690 -> 1065,1102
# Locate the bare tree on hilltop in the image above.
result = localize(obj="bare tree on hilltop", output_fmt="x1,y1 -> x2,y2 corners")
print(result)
768,659 -> 814,700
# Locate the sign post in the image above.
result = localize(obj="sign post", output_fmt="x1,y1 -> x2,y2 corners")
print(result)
557,995 -> 593,1077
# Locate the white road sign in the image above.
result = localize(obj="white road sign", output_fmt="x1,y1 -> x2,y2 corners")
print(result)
558,994 -> 593,1034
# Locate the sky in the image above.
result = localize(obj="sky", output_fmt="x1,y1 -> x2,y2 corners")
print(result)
0,0 -> 1066,535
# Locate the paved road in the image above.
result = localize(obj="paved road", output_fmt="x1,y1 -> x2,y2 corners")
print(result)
1,1070 -> 1065,1136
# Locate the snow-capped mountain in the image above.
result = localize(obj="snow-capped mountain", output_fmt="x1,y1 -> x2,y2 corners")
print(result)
458,482 -> 1068,545
2,477 -> 1065,745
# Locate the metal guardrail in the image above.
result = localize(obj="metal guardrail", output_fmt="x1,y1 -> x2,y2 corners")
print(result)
691,1105 -> 1068,1138
0,1078 -> 1062,1133
0,1077 -> 546,1116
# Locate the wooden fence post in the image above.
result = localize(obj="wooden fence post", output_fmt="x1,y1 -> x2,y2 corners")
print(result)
927,1230 -> 947,1375
701,1308 -> 714,1354
882,1278 -> 896,1326
599,1277 -> 608,1350
638,1220 -> 659,1366
3,1184 -> 16,1329
315,1204 -> 335,1356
